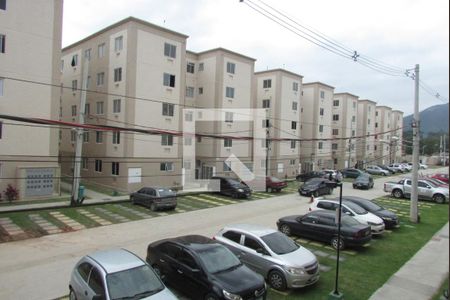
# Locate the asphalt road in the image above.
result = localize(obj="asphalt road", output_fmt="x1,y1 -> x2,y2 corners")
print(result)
0,167 -> 445,300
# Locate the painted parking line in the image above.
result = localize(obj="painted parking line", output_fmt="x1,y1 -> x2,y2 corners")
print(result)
49,212 -> 85,231
114,204 -> 152,219
94,207 -> 131,223
200,194 -> 237,204
29,214 -> 63,235
0,217 -> 25,236
184,195 -> 224,206
78,209 -> 113,226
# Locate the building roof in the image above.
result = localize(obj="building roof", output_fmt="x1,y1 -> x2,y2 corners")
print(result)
358,99 -> 377,105
392,110 -> 404,114
334,92 -> 359,99
303,81 -> 335,89
254,68 -> 304,79
62,16 -> 189,51
376,105 -> 392,110
189,47 -> 256,62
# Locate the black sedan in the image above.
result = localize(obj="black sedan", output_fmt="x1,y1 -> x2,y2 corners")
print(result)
146,235 -> 267,300
352,174 -> 374,189
296,171 -> 326,182
130,187 -> 177,211
277,210 -> 372,250
337,196 -> 400,229
298,178 -> 334,197
340,168 -> 365,178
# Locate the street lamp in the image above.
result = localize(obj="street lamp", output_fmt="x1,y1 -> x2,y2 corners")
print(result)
326,181 -> 344,300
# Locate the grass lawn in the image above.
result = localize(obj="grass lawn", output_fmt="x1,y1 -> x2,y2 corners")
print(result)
267,197 -> 448,300
0,196 -> 71,207
431,275 -> 449,300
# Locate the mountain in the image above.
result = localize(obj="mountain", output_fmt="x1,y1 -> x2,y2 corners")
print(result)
403,102 -> 449,135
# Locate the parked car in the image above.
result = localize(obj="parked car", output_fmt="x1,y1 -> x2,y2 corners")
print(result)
214,224 -> 320,291
130,187 -> 177,211
431,173 -> 449,184
146,235 -> 267,300
211,176 -> 252,198
69,248 -> 177,300
277,210 -> 372,250
309,198 -> 385,235
365,165 -> 390,176
339,168 -> 365,178
352,174 -> 374,190
400,163 -> 412,172
407,162 -> 428,169
298,178 -> 334,197
384,178 -> 449,203
336,196 -> 400,229
421,177 -> 449,188
388,163 -> 406,173
296,171 -> 326,182
242,176 -> 288,193
378,164 -> 396,174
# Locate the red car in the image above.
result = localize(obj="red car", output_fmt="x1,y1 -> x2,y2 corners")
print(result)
242,176 -> 288,193
431,173 -> 449,184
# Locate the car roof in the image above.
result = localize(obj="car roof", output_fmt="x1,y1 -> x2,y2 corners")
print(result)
306,210 -> 336,217
222,224 -> 277,237
87,249 -> 145,274
152,235 -> 219,252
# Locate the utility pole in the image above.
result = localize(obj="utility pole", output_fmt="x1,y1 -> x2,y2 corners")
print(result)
71,58 -> 89,206
265,120 -> 270,176
410,64 -> 419,223
347,138 -> 351,168
444,134 -> 447,166
440,136 -> 443,163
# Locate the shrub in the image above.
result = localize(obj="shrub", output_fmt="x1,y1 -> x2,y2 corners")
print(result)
4,184 -> 19,202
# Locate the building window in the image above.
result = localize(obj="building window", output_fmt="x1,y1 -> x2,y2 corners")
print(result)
375,111 -> 379,116
224,138 -> 232,147
114,68 -> 122,82
113,99 -> 121,113
95,159 -> 103,172
0,122 -> 2,139
368,119 -> 371,125
290,140 -> 296,149
352,130 -> 355,137
333,114 -> 339,121
97,72 -> 105,86
161,134 -> 173,146
84,48 -> 91,61
368,106 -> 371,112
374,145 -> 378,151
198,87 -> 204,95
111,162 -> 120,176
332,129 -> 339,135
112,131 -> 120,144
293,82 -> 299,91
160,162 -> 174,172
333,100 -> 339,106
320,91 -> 325,99
164,43 -> 176,58
292,102 -> 298,111
185,111 -> 193,122
263,79 -> 272,89
0,34 -> 5,53
262,99 -> 270,108
71,54 -> 78,67
187,62 -> 195,73
352,115 -> 356,122
70,131 -> 76,142
0,78 -> 3,96
367,145 -> 370,150
71,80 -> 78,92
226,62 -> 236,74
319,108 -> 324,116
114,36 -> 123,52
226,87 -> 235,98
86,75 -> 91,88
95,131 -> 103,143
184,137 -> 192,146
318,142 -> 323,149
262,119 -> 270,128
319,125 -> 323,133
162,103 -> 174,116
225,112 -> 234,123
163,73 -> 176,87
71,105 -> 77,116
83,131 -> 89,143
82,157 -> 88,170
96,102 -> 104,115
332,143 -> 338,150
186,86 -> 194,98
291,121 -> 297,130
223,162 -> 231,172
85,103 -> 90,115
0,0 -> 5,10
198,63 -> 204,71
375,122 -> 378,128
98,43 -> 105,58
277,163 -> 284,174
290,159 -> 296,165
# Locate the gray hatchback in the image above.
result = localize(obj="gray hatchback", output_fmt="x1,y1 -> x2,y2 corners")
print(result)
214,224 -> 319,291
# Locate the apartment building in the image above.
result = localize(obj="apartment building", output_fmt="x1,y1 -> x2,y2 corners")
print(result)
374,106 -> 393,164
60,17 -> 188,192
184,48 -> 255,180
255,69 -> 303,178
356,99 -> 377,167
391,110 -> 404,161
300,82 -> 335,171
332,93 -> 359,169
0,0 -> 63,199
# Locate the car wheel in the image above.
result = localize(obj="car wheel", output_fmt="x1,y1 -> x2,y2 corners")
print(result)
268,270 -> 287,291
69,288 -> 77,300
204,293 -> 219,300
267,187 -> 273,193
150,202 -> 158,212
279,224 -> 291,236
393,189 -> 403,199
331,236 -> 345,250
130,196 -> 135,204
433,194 -> 445,204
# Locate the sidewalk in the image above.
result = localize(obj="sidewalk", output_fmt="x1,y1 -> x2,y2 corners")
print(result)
369,222 -> 449,300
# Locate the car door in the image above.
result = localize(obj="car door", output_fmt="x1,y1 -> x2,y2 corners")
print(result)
418,181 -> 433,199
158,243 -> 183,284
87,267 -> 106,300
295,215 -> 320,239
220,179 -> 232,196
318,181 -> 328,195
317,216 -> 337,242
175,249 -> 209,299
241,235 -> 271,274
404,179 -> 412,196
71,262 -> 93,300
221,230 -> 244,256
134,188 -> 147,204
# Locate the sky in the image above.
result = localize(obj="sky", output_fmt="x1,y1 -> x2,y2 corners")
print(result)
62,0 -> 449,116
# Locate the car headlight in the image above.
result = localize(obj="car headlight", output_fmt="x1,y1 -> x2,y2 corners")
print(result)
383,217 -> 392,221
286,267 -> 305,275
223,290 -> 243,300
237,188 -> 244,193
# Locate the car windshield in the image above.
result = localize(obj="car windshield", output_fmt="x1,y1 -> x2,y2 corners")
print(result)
305,178 -> 321,186
107,265 -> 164,300
341,215 -> 362,226
228,179 -> 244,187
197,245 -> 241,274
157,189 -> 174,197
261,232 -> 299,255
344,201 -> 368,214
355,176 -> 368,183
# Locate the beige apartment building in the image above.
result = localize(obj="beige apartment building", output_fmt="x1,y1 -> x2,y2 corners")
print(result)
332,93 -> 359,169
391,110 -> 404,161
374,106 -> 393,164
0,0 -> 63,199
356,99 -> 377,167
255,69 -> 303,178
300,82 -> 335,171
60,17 -> 188,192
184,48 -> 255,180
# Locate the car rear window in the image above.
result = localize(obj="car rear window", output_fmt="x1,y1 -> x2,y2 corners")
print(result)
157,189 -> 174,197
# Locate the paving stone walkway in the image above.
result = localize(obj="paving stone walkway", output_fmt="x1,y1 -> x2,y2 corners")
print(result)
94,207 -> 130,223
49,212 -> 85,231
77,209 -> 112,226
29,214 -> 62,235
113,204 -> 152,218
0,217 -> 25,236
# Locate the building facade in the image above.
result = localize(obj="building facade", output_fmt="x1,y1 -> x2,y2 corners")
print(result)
300,82 -> 335,171
356,99 -> 377,167
374,106 -> 393,165
0,0 -> 63,199
255,69 -> 303,178
391,110 -> 404,162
